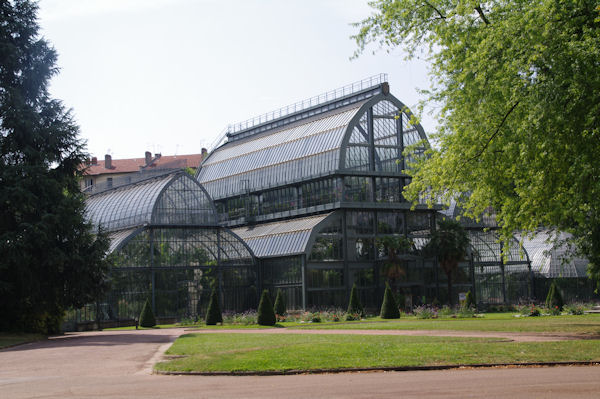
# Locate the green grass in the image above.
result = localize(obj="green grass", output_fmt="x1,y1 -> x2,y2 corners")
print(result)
296,313 -> 600,334
155,332 -> 600,373
0,332 -> 45,349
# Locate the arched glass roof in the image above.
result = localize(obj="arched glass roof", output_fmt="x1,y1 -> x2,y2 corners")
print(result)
197,85 -> 429,200
198,104 -> 365,199
86,172 -> 217,232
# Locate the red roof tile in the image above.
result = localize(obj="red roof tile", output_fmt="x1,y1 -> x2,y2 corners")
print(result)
83,153 -> 204,176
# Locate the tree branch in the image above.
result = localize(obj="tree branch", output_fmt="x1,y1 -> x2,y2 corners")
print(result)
469,101 -> 520,161
423,1 -> 446,20
475,5 -> 490,25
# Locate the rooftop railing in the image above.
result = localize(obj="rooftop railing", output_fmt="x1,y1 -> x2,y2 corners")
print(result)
207,73 -> 388,153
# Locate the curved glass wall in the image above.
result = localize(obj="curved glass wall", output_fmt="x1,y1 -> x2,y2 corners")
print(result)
81,172 -> 256,323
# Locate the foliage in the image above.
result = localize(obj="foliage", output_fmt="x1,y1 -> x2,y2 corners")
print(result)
139,299 -> 156,328
257,290 -> 276,326
0,0 -> 111,334
519,304 -> 541,317
273,289 -> 286,316
346,283 -> 364,317
380,282 -> 401,319
545,282 -> 564,311
223,310 -> 257,325
565,303 -> 585,316
413,305 -> 437,319
463,290 -> 476,310
205,287 -> 223,325
353,0 -> 600,287
423,218 -> 469,305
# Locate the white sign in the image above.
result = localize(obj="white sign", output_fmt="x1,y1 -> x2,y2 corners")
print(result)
458,292 -> 467,301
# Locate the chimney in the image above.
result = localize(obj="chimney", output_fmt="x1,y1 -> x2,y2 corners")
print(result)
91,157 -> 98,165
145,151 -> 152,166
201,148 -> 208,160
105,154 -> 112,169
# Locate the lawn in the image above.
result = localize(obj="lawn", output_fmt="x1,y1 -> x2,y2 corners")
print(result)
155,332 -> 600,373
293,313 -> 600,334
0,333 -> 45,349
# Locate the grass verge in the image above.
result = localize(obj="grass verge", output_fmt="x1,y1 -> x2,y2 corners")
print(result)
155,333 -> 600,373
0,332 -> 45,349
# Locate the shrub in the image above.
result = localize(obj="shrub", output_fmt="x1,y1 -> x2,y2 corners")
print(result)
464,290 -> 475,309
438,305 -> 455,318
457,306 -> 476,318
545,282 -> 564,311
414,305 -> 437,319
274,289 -> 286,317
139,299 -> 156,328
311,313 -> 322,323
565,303 -> 585,315
205,287 -> 223,325
380,282 -> 400,319
345,312 -> 361,321
257,290 -> 276,326
347,283 -> 364,317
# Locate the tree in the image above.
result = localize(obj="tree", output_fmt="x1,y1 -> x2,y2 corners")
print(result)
0,0 -> 110,334
257,290 -> 276,326
354,1 -> 600,287
380,282 -> 400,319
205,286 -> 223,325
423,218 -> 469,305
139,299 -> 156,328
273,288 -> 286,317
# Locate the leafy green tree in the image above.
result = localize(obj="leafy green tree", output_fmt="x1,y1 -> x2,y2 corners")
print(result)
354,1 -> 600,287
380,282 -> 400,319
257,290 -> 276,326
205,287 -> 223,325
346,283 -> 364,317
0,0 -> 111,334
273,288 -> 286,316
423,219 -> 469,305
139,299 -> 156,328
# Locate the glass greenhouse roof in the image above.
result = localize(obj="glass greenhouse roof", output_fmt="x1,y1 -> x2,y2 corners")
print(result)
85,172 -> 217,232
520,231 -> 588,278
232,213 -> 331,258
198,104 -> 366,200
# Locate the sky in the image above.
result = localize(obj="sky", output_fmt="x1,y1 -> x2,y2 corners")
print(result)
37,0 -> 434,160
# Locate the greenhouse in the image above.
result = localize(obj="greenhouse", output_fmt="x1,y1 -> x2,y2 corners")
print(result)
74,75 -> 596,329
197,75 -> 443,309
82,171 -> 256,323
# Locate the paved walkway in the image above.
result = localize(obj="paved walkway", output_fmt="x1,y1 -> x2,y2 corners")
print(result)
1,328 -> 599,398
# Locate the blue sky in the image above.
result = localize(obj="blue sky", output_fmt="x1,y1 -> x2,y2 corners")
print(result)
38,0 -> 433,159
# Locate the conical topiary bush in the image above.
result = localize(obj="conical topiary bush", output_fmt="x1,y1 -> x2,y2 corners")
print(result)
257,289 -> 276,326
464,290 -> 475,309
545,281 -> 564,311
273,289 -> 286,317
205,287 -> 223,325
139,298 -> 156,328
346,283 -> 364,318
380,282 -> 400,319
